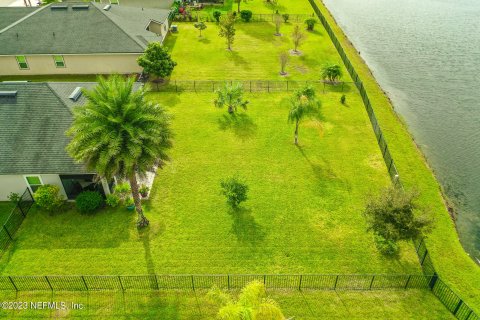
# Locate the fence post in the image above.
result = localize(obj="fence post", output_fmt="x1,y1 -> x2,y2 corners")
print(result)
267,81 -> 270,93
369,275 -> 375,290
3,225 -> 12,240
453,300 -> 463,316
404,275 -> 411,289
263,275 -> 266,286
81,275 -> 88,290
298,275 -> 303,291
153,275 -> 159,290
416,238 -> 424,252
17,202 -> 26,218
420,249 -> 429,266
8,276 -> 18,291
428,273 -> 438,290
45,276 -> 53,291
334,275 -> 339,290
250,81 -> 252,93
118,276 -> 124,291
194,80 -> 196,93
227,275 -> 230,290
191,275 -> 195,291
286,80 -> 289,92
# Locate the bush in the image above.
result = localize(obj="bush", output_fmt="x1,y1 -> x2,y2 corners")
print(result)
34,185 -> 64,212
282,13 -> 289,23
340,94 -> 346,104
7,192 -> 20,205
106,193 -> 121,207
139,185 -> 150,198
240,10 -> 253,22
76,191 -> 104,214
305,18 -> 317,31
220,176 -> 248,208
374,234 -> 399,256
213,10 -> 222,22
114,182 -> 131,198
125,197 -> 135,207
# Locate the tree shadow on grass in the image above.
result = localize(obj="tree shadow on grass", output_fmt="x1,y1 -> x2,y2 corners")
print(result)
227,50 -> 250,69
218,113 -> 257,140
198,37 -> 211,44
138,227 -> 156,275
229,207 -> 266,245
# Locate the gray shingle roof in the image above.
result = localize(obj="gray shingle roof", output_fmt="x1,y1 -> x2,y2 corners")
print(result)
0,7 -> 37,30
0,82 -> 88,174
0,3 -> 170,55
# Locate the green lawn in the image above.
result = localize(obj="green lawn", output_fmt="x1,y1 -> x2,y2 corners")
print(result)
165,22 -> 343,80
0,92 -> 421,275
0,202 -> 14,226
201,0 -> 315,15
310,0 -> 480,313
0,289 -> 454,319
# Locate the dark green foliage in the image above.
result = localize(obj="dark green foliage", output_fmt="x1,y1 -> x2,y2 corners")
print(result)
213,10 -> 222,22
7,192 -> 20,205
137,42 -> 177,79
76,191 -> 104,214
364,187 -> 433,244
240,10 -> 253,22
340,94 -> 346,104
282,14 -> 290,23
321,64 -> 343,82
34,185 -> 64,212
105,194 -> 121,208
214,82 -> 249,114
305,18 -> 317,31
374,234 -> 399,256
220,177 -> 248,208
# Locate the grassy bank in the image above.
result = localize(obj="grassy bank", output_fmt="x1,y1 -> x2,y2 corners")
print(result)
312,0 -> 480,312
0,289 -> 454,319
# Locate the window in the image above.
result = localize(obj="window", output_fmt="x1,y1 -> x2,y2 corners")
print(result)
15,56 -> 28,69
25,176 -> 43,193
53,55 -> 65,68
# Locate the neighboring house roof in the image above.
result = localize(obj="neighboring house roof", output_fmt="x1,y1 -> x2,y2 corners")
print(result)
0,81 -> 140,175
0,3 -> 170,55
0,7 -> 37,30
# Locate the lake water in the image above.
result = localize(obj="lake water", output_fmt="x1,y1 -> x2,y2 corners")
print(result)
321,0 -> 480,261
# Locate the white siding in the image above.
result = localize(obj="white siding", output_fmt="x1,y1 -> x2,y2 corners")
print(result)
0,174 -> 66,201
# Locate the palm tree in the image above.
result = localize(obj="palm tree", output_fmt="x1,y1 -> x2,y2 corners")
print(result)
287,85 -> 320,145
214,82 -> 249,114
67,75 -> 172,228
321,64 -> 343,83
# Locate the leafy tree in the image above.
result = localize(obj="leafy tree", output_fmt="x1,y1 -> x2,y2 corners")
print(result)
291,24 -> 306,53
305,18 -> 317,31
274,14 -> 282,36
214,82 -> 249,114
266,0 -> 279,14
34,185 -> 64,212
137,42 -> 177,81
208,281 -> 286,320
7,192 -> 20,205
219,12 -> 236,50
220,176 -> 248,208
321,64 -> 343,83
213,10 -> 222,23
282,13 -> 289,23
287,85 -> 320,145
67,75 -> 173,228
194,21 -> 207,37
363,187 -> 433,245
279,51 -> 289,75
240,9 -> 253,22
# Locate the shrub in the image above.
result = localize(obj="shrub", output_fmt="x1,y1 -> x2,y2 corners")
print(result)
374,234 -> 399,256
7,192 -> 20,205
114,182 -> 131,199
240,10 -> 252,22
305,18 -> 317,31
34,185 -> 64,212
340,94 -> 346,104
220,176 -> 248,208
213,10 -> 222,22
282,13 -> 289,23
125,197 -> 135,207
106,193 -> 121,207
76,191 -> 104,214
139,185 -> 150,198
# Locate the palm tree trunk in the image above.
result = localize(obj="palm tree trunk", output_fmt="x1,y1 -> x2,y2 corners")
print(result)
128,173 -> 149,228
294,121 -> 299,145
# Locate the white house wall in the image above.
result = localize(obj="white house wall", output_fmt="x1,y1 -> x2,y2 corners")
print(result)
0,174 -> 66,201
0,54 -> 143,76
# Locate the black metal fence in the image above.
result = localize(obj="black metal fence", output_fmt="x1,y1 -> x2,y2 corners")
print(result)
0,274 -> 433,292
171,13 -> 315,23
306,0 -> 479,319
149,80 -> 355,93
0,189 -> 34,253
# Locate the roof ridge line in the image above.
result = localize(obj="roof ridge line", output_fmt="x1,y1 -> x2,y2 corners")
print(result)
45,82 -> 74,115
0,5 -> 49,34
92,3 -> 147,50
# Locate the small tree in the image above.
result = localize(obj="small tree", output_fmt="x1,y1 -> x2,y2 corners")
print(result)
274,14 -> 282,36
194,21 -> 207,37
34,185 -> 64,212
7,192 -> 20,205
305,18 -> 317,31
279,51 -> 289,75
282,13 -> 290,23
213,10 -> 222,23
240,9 -> 253,22
137,42 -> 177,81
220,176 -> 248,208
219,13 -> 236,50
291,24 -> 306,54
214,82 -> 249,114
364,187 -> 433,246
287,85 -> 320,145
321,64 -> 343,83
266,0 -> 279,14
